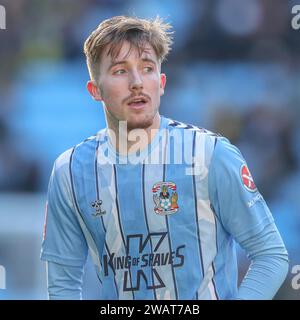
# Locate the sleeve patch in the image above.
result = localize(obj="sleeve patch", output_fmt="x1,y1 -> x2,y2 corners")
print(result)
240,164 -> 257,192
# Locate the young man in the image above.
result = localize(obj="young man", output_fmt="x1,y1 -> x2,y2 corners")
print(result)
41,16 -> 288,300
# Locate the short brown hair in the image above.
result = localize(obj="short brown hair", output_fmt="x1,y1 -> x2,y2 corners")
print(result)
83,16 -> 173,82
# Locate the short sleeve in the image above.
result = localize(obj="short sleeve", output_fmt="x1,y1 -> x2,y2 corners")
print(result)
41,152 -> 88,267
208,137 -> 274,243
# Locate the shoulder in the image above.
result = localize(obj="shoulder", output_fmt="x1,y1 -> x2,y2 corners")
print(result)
165,117 -> 220,142
162,117 -> 247,178
53,133 -> 99,173
54,148 -> 74,171
165,117 -> 216,135
211,136 -> 245,169
164,117 -> 221,158
208,136 -> 252,193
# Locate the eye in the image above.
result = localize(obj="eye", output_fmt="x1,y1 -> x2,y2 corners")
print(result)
144,66 -> 154,73
113,69 -> 126,75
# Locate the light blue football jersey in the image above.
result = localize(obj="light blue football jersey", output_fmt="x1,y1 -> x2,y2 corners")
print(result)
41,116 -> 276,299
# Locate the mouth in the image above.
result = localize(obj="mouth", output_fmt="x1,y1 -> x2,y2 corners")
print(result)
127,96 -> 149,109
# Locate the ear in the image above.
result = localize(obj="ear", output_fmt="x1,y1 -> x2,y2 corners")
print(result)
160,73 -> 167,96
87,80 -> 103,101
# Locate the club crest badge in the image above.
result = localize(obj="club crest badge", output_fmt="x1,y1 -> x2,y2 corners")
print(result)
152,181 -> 179,215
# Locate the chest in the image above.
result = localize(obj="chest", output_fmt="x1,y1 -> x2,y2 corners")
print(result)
72,162 -> 213,254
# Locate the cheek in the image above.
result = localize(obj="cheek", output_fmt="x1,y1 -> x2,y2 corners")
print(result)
101,80 -> 126,101
146,76 -> 162,93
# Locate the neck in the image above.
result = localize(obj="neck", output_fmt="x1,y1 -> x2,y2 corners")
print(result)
106,113 -> 161,156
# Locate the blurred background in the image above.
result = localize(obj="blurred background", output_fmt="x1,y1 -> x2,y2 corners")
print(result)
0,0 -> 299,300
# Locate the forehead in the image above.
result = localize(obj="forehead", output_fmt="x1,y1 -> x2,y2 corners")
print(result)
102,40 -> 158,64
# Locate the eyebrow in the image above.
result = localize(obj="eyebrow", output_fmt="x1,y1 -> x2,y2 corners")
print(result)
108,57 -> 157,71
108,60 -> 127,71
141,58 -> 157,66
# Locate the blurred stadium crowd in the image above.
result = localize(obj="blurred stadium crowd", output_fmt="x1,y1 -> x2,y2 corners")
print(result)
0,0 -> 299,299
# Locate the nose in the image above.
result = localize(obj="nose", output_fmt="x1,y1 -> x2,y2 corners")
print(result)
129,70 -> 143,92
